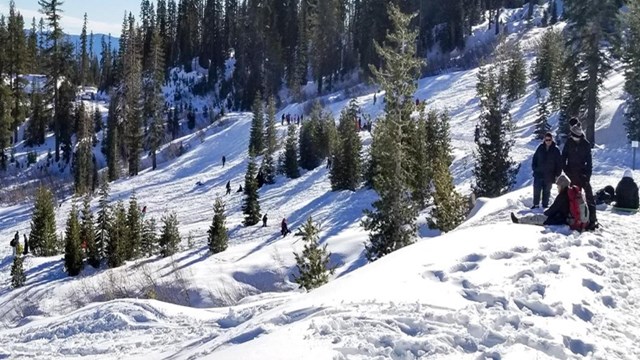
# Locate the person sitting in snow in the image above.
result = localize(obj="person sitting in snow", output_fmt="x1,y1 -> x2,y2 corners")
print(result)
511,174 -> 571,226
614,169 -> 639,210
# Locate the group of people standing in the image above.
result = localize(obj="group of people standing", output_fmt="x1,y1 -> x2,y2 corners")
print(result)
512,118 -> 639,230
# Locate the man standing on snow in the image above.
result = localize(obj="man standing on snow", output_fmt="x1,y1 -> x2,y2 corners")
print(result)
562,119 -> 598,229
222,155 -> 226,167
531,132 -> 562,209
226,180 -> 231,195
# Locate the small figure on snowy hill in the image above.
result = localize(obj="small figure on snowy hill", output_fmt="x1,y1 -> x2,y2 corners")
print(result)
511,174 -> 571,226
262,214 -> 268,227
281,218 -> 291,237
226,180 -> 231,195
237,184 -> 243,193
222,155 -> 226,167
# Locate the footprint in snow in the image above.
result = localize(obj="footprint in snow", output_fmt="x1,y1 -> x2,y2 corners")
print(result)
582,263 -> 605,276
588,251 -> 605,262
601,295 -> 616,308
451,262 -> 479,273
511,246 -> 531,254
462,253 -> 486,262
572,304 -> 594,322
490,251 -> 516,260
582,278 -> 603,293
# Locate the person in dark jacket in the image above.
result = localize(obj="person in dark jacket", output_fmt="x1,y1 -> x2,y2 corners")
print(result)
10,231 -> 19,256
262,214 -> 268,227
531,132 -> 563,208
237,184 -> 243,193
23,234 -> 29,255
511,174 -> 571,226
226,180 -> 231,195
595,185 -> 615,205
562,120 -> 598,229
614,169 -> 639,209
281,218 -> 290,237
222,155 -> 226,167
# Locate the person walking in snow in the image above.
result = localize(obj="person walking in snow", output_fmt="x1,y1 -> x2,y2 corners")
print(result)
281,218 -> 290,237
23,234 -> 29,255
226,180 -> 231,195
511,174 -> 571,226
10,231 -> 18,256
614,169 -> 639,210
531,132 -> 562,209
562,119 -> 598,230
262,214 -> 268,227
222,155 -> 226,167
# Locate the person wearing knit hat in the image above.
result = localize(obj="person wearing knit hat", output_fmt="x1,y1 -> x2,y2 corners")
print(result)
614,169 -> 639,210
561,118 -> 598,230
511,174 -> 573,226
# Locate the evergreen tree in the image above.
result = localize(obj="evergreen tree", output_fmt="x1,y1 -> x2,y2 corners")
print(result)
106,98 -> 120,181
27,17 -> 38,74
248,93 -> 264,156
623,0 -> 640,143
201,0 -> 225,84
159,211 -> 180,257
7,1 -> 28,144
106,201 -> 127,268
56,81 -> 75,162
0,81 -> 10,171
563,0 -> 619,146
39,0 -> 73,162
428,112 -> 466,233
81,195 -> 99,268
362,4 -> 422,262
473,63 -> 518,198
550,0 -> 558,25
504,44 -> 527,101
293,217 -> 334,290
10,243 -> 26,288
79,13 -> 89,87
284,123 -> 300,178
300,102 -> 336,171
95,178 -> 111,261
122,15 -> 144,176
93,106 -> 102,133
262,96 -> 278,184
532,29 -> 564,91
208,197 -> 228,254
141,217 -> 158,257
126,192 -> 142,260
64,204 -> 84,276
534,92 -> 551,140
25,87 -> 46,147
557,58 -> 583,143
74,103 -> 94,195
147,27 -> 166,171
29,186 -> 58,256
242,157 -> 261,226
409,107 -> 432,209
330,100 -> 363,191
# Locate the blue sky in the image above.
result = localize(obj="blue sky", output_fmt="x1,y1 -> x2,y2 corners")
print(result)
1,0 -> 151,35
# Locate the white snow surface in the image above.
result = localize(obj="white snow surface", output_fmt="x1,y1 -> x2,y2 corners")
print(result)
1,7 -> 640,359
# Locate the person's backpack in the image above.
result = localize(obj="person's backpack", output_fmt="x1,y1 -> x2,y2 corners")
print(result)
568,185 -> 590,231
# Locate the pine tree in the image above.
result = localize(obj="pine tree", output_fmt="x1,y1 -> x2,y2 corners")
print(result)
208,197 -> 228,254
141,217 -> 158,257
106,92 -> 121,181
563,0 -> 619,146
122,15 -> 144,176
0,82 -> 13,171
284,123 -> 300,178
534,92 -> 551,140
56,81 -> 75,162
428,112 -> 466,233
81,195 -> 99,268
249,93 -> 264,156
10,243 -> 26,288
242,157 -> 262,226
159,211 -> 180,257
29,186 -> 58,256
64,204 -> 84,276
147,26 -> 166,171
330,100 -> 363,191
25,87 -> 46,147
293,217 -> 334,290
95,178 -> 110,261
74,103 -> 94,195
409,107 -> 432,209
106,202 -> 127,268
550,0 -> 558,25
79,13 -> 89,87
262,96 -> 277,184
126,192 -> 142,260
473,63 -> 518,198
623,0 -> 640,143
532,29 -> 564,91
362,4 -> 422,262
7,1 -> 28,144
557,58 -> 583,143
504,44 -> 527,101
39,0 -> 73,162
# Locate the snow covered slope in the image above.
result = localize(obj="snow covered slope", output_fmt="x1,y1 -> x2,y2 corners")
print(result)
1,3 -> 639,358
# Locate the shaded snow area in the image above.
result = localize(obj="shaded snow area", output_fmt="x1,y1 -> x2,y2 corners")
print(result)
1,7 -> 640,360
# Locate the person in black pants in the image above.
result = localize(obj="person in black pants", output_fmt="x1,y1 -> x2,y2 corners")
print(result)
562,119 -> 598,230
531,132 -> 562,208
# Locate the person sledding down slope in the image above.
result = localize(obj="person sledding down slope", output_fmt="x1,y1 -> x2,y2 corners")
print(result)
511,174 -> 572,226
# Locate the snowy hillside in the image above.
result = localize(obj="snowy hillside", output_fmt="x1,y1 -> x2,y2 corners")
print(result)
1,2 -> 639,358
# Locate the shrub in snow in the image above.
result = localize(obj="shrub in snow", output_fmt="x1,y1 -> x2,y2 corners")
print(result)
208,197 -> 228,254
293,217 -> 334,290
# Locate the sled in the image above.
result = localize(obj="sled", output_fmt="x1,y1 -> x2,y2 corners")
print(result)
611,206 -> 638,214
